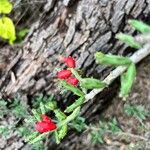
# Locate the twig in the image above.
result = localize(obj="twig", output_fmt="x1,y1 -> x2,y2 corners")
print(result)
85,44 -> 150,102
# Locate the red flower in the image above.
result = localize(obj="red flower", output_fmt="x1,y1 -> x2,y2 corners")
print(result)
63,56 -> 76,68
57,70 -> 72,79
35,115 -> 57,133
35,121 -> 57,133
67,77 -> 79,86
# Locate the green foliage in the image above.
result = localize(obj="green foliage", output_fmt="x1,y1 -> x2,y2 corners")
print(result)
0,99 -> 8,118
115,33 -> 142,49
32,95 -> 52,108
60,80 -> 84,97
64,96 -> 85,113
58,107 -> 81,127
80,78 -> 106,89
108,118 -> 122,134
0,16 -> 16,44
90,118 -> 122,144
95,52 -> 132,66
30,141 -> 46,150
16,28 -> 29,42
124,104 -> 148,122
10,98 -> 29,118
120,63 -> 136,99
0,0 -> 12,14
69,116 -> 87,132
95,52 -> 136,99
0,126 -> 10,138
128,19 -> 150,33
28,132 -> 49,144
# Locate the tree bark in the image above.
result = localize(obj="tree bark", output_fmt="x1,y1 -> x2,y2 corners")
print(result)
0,0 -> 149,148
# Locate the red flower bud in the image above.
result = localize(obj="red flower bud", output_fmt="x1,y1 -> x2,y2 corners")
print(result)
67,77 -> 79,86
35,121 -> 57,133
63,56 -> 76,68
57,70 -> 72,79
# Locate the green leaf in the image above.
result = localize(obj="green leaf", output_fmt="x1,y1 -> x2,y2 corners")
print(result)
128,19 -> 150,33
0,126 -> 10,138
40,102 -> 46,114
28,132 -> 49,144
58,107 -> 80,127
32,109 -> 41,121
120,63 -> 136,99
108,118 -> 122,133
60,80 -> 84,97
124,104 -> 148,122
0,0 -> 12,14
26,132 -> 39,141
65,97 -> 85,113
58,125 -> 68,140
0,16 -> 16,44
115,33 -> 142,49
54,109 -> 66,121
54,131 -> 60,144
80,78 -> 106,89
45,101 -> 57,111
17,28 -> 29,41
95,52 -> 132,66
69,116 -> 87,132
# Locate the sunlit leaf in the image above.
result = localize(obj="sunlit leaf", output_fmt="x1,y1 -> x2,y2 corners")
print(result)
0,0 -> 12,14
0,16 -> 16,44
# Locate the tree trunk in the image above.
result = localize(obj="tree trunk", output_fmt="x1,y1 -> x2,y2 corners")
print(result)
0,0 -> 149,148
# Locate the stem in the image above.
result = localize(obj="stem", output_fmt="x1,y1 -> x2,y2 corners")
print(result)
70,68 -> 82,81
85,44 -> 150,102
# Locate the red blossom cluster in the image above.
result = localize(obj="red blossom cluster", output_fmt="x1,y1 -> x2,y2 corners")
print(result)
57,56 -> 79,86
35,114 -> 57,133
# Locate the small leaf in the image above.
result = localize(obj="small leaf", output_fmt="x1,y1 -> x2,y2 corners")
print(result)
17,28 -> 29,41
80,78 -> 106,89
58,107 -> 80,127
95,52 -> 132,66
128,19 -> 150,33
0,16 -> 16,44
0,0 -> 12,14
61,80 -> 84,97
45,101 -> 57,111
25,132 -> 39,141
54,109 -> 66,121
28,132 -> 49,144
32,109 -> 41,121
54,131 -> 60,144
115,33 -> 142,49
58,125 -> 68,140
65,96 -> 85,113
69,116 -> 87,132
120,63 -> 136,99
40,102 -> 46,114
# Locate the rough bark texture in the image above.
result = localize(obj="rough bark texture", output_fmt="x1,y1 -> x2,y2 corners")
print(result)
0,0 -> 150,149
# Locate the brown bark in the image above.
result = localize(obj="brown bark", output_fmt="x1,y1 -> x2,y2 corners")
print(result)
0,0 -> 149,148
